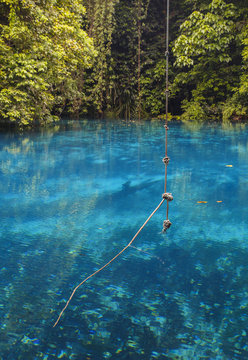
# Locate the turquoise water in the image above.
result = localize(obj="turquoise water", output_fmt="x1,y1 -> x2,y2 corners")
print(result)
0,119 -> 248,359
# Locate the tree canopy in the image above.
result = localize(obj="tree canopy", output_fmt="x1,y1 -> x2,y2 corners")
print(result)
172,0 -> 247,122
0,0 -> 96,126
0,0 -> 247,126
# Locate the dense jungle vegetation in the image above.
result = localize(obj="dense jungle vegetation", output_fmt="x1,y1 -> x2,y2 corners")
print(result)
0,0 -> 247,126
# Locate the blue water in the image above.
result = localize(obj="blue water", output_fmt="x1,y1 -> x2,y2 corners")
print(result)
0,119 -> 248,359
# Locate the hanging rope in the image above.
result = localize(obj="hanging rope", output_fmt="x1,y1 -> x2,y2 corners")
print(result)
137,0 -> 141,121
52,0 -> 172,327
162,0 -> 172,233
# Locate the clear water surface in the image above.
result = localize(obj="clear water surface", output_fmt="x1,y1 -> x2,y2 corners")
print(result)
0,119 -> 248,359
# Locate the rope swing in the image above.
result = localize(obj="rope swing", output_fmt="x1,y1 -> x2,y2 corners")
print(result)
53,0 -> 172,328
162,0 -> 173,233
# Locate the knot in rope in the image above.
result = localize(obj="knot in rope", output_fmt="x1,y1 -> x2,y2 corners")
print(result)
163,219 -> 172,232
162,192 -> 173,201
163,156 -> 170,165
164,124 -> 169,130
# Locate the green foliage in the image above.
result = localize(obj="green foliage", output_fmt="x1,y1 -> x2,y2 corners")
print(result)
141,59 -> 166,116
82,0 -> 119,117
173,0 -> 237,67
110,0 -> 144,119
172,0 -> 247,121
222,25 -> 248,122
0,0 -> 247,125
180,99 -> 209,122
136,0 -> 168,118
0,0 -> 96,126
222,98 -> 247,122
238,25 -> 248,97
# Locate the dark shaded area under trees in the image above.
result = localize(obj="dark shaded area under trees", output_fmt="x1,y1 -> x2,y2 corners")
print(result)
0,0 -> 247,127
